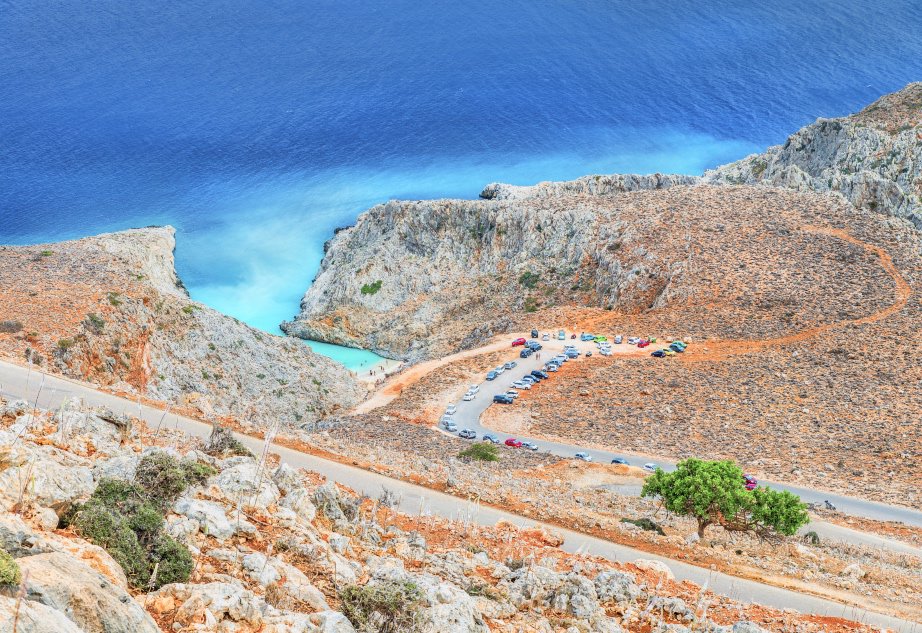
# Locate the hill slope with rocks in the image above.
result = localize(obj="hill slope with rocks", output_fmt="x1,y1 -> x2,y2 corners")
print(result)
707,82 -> 922,228
0,227 -> 363,425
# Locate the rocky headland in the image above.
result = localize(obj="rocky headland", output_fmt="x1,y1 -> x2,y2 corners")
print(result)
0,228 -> 364,425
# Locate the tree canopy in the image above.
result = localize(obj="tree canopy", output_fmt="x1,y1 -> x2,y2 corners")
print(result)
641,458 -> 809,539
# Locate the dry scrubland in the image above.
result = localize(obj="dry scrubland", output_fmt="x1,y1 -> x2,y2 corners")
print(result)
0,397 -> 878,633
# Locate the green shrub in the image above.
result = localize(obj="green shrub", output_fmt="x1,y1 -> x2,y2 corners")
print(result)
0,320 -> 23,334
40,250 -> 53,257
0,548 -> 21,586
203,425 -> 253,457
107,292 -> 123,307
458,442 -> 500,462
84,313 -> 106,334
182,460 -> 217,486
340,580 -> 423,633
73,476 -> 193,590
134,453 -> 215,511
181,304 -> 199,314
57,338 -> 75,351
360,280 -> 383,295
518,271 -> 540,289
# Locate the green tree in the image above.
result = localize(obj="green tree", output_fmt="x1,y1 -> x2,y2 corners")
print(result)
458,442 -> 500,462
641,458 -> 808,539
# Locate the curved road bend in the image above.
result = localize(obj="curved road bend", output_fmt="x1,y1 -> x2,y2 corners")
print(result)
452,337 -> 922,531
0,360 -> 918,629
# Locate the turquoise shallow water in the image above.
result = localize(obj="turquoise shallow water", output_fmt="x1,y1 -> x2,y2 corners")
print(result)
2,0 -> 921,367
303,340 -> 393,372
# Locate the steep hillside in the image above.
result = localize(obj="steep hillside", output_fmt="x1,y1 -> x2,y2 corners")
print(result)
0,227 -> 363,425
707,82 -> 922,227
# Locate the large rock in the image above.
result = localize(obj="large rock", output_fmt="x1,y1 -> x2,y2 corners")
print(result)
0,444 -> 94,510
17,551 -> 159,633
148,581 -> 264,627
241,551 -> 330,611
173,496 -> 236,540
594,570 -> 639,605
215,460 -> 281,508
0,594 -> 85,633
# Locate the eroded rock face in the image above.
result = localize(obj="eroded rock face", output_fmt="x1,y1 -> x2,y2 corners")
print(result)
0,594 -> 85,633
17,551 -> 160,633
708,82 -> 922,228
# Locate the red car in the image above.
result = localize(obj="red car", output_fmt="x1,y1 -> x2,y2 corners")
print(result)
504,438 -> 523,448
637,339 -> 650,348
743,474 -> 757,491
512,337 -> 527,347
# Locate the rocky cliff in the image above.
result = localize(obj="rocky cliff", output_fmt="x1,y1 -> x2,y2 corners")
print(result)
0,227 -> 364,426
707,82 -> 922,227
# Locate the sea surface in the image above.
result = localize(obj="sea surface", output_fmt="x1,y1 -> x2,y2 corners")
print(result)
2,1 -> 921,368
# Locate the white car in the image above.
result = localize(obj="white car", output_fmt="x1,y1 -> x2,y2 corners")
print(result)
511,381 -> 531,390
462,393 -> 476,401
442,421 -> 457,432
521,441 -> 539,451
494,365 -> 505,375
542,333 -> 550,341
574,452 -> 593,462
599,349 -> 612,356
441,414 -> 453,423
504,390 -> 519,399
468,385 -> 480,394
628,337 -> 641,345
642,462 -> 659,472
446,404 -> 457,415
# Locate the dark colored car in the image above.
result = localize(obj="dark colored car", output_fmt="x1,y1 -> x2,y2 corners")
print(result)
531,369 -> 549,379
651,350 -> 666,358
486,371 -> 498,380
519,349 -> 532,358
531,329 -> 539,338
669,343 -> 685,353
493,394 -> 514,404
512,337 -> 527,347
610,458 -> 629,465
482,434 -> 499,444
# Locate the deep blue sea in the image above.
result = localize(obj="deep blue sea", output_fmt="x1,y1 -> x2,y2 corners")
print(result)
2,1 -> 921,366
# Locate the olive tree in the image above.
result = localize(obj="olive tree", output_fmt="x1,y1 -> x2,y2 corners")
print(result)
641,458 -> 808,539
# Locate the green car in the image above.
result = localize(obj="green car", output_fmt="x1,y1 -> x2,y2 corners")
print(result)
594,336 -> 607,342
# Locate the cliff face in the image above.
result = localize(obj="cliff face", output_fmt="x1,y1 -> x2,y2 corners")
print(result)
707,82 -> 922,228
0,227 -> 363,425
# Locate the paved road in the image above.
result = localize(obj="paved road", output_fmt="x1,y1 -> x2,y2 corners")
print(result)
449,336 -> 922,532
0,359 -> 919,630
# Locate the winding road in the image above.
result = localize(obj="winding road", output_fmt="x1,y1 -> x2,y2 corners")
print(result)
0,358 -> 920,630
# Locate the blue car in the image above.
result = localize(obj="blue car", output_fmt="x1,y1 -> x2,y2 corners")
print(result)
486,371 -> 498,380
493,394 -> 514,404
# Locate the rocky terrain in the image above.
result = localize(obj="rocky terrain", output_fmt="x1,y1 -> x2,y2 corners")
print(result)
707,82 -> 922,228
0,227 -> 363,425
0,396 -> 882,633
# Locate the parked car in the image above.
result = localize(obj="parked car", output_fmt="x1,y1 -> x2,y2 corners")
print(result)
504,438 -> 523,448
443,423 -> 457,432
512,337 -> 527,347
458,429 -> 477,439
663,349 -> 676,356
493,394 -> 514,404
525,340 -> 539,350
585,351 -> 592,357
468,385 -> 480,394
642,462 -> 659,472
545,364 -> 558,372
580,333 -> 595,341
574,452 -> 592,462
542,333 -> 550,341
446,404 -> 457,415
495,365 -> 506,375
521,441 -> 539,451
651,349 -> 666,358
743,474 -> 758,491
565,350 -> 579,358
610,458 -> 629,465
521,375 -> 537,384
531,370 -> 548,379
520,349 -> 532,358
462,393 -> 476,401
531,329 -> 539,338
486,371 -> 498,381
594,336 -> 607,343
627,337 -> 640,345
504,361 -> 517,370
614,335 -> 623,344
511,381 -> 531,390
558,330 -> 566,340
504,391 -> 519,399
482,434 -> 499,444
599,349 -> 612,356
441,414 -> 453,423
637,339 -> 650,349
669,342 -> 685,353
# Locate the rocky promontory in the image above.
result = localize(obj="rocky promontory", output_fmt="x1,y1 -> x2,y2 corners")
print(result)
0,227 -> 364,426
707,82 -> 922,228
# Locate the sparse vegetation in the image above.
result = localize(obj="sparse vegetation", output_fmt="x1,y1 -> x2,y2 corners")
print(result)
203,424 -> 253,457
518,271 -> 540,289
458,442 -> 499,462
56,338 -> 75,351
0,320 -> 23,334
361,280 -> 383,295
620,517 -> 665,536
0,548 -> 21,586
133,452 -> 215,511
40,250 -> 53,257
340,580 -> 423,633
107,292 -> 123,307
84,312 -> 106,333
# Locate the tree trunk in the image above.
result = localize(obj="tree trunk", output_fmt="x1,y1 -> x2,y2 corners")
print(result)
697,520 -> 710,538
